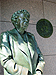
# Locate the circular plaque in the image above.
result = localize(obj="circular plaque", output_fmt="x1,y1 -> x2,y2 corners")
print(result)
36,19 -> 53,38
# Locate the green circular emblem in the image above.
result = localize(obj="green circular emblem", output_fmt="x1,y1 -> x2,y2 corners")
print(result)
36,19 -> 53,38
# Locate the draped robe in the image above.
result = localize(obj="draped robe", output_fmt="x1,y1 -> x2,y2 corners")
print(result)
0,28 -> 45,75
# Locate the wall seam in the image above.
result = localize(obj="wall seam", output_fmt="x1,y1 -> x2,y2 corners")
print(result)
43,0 -> 56,4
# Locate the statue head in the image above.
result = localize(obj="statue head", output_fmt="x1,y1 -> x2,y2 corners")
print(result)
11,9 -> 30,34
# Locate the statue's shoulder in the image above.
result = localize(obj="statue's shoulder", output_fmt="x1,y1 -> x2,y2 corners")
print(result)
1,31 -> 8,42
1,28 -> 16,37
7,28 -> 16,34
26,32 -> 35,39
1,31 -> 8,36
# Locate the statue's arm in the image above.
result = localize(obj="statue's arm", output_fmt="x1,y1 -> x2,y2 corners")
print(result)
34,36 -> 45,75
0,32 -> 25,75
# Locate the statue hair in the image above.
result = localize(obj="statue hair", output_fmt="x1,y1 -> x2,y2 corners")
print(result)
11,9 -> 30,27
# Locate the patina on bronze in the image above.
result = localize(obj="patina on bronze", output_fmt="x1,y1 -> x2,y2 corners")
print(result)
36,19 -> 53,38
0,9 -> 45,75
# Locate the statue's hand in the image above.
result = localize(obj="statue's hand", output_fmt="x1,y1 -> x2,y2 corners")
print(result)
36,71 -> 42,75
14,65 -> 28,75
33,71 -> 42,75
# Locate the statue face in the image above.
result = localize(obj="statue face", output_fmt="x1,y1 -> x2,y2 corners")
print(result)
19,13 -> 29,29
11,10 -> 30,34
15,13 -> 30,34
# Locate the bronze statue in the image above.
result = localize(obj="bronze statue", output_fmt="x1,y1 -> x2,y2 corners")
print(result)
0,9 -> 45,75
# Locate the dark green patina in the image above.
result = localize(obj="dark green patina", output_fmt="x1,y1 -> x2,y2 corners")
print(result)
0,10 -> 45,75
36,19 -> 53,38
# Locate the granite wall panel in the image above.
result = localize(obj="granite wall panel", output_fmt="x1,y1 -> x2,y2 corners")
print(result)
44,1 -> 56,26
0,22 -> 14,34
43,56 -> 56,75
0,0 -> 1,21
0,63 -> 3,75
1,0 -> 43,24
27,24 -> 56,55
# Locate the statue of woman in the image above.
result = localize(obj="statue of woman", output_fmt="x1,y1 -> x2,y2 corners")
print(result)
0,9 -> 45,75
